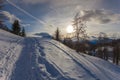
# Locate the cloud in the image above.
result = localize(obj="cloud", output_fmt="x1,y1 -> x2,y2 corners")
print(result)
7,0 -> 120,36
98,0 -> 120,11
21,0 -> 48,4
1,11 -> 31,28
1,11 -> 21,23
20,0 -> 100,9
21,23 -> 31,27
78,10 -> 120,24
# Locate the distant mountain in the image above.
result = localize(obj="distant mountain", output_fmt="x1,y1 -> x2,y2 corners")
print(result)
34,32 -> 52,38
88,36 -> 113,45
69,36 -> 113,45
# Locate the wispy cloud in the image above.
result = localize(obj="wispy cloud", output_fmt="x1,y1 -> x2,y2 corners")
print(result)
1,11 -> 20,23
79,10 -> 120,24
21,23 -> 31,27
21,0 -> 48,4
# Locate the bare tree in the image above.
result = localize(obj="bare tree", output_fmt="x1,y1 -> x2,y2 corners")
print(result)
72,12 -> 88,52
73,12 -> 87,42
113,43 -> 120,65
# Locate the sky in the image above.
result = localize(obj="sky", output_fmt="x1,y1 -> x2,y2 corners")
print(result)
2,0 -> 120,37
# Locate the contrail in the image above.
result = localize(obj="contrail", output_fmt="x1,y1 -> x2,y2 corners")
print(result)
6,0 -> 46,25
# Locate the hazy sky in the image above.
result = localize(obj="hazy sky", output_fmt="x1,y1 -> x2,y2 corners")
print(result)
3,0 -> 120,37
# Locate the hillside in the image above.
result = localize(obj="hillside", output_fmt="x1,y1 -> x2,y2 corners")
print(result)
0,29 -> 120,80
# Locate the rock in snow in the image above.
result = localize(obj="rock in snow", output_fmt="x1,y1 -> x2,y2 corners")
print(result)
0,29 -> 120,80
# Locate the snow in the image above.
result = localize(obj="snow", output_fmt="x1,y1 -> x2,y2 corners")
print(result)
0,29 -> 120,80
0,30 -> 23,80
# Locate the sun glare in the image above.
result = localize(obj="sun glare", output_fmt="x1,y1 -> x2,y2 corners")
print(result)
66,25 -> 74,33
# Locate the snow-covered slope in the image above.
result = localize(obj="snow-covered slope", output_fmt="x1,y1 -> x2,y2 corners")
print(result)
0,29 -> 24,80
0,29 -> 120,80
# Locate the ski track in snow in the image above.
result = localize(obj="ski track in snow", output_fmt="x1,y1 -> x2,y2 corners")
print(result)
0,30 -> 24,80
42,41 -> 97,79
4,38 -> 23,80
34,38 -> 70,80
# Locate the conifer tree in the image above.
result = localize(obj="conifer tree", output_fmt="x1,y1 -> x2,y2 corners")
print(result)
55,27 -> 60,41
12,20 -> 21,35
21,27 -> 26,37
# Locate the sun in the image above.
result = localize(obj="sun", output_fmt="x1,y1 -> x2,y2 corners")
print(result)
66,25 -> 74,33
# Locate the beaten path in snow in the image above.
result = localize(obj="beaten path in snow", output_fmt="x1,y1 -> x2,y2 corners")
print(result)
10,37 -> 120,80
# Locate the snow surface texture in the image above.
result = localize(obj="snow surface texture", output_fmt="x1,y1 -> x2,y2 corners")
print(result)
0,29 -> 120,80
